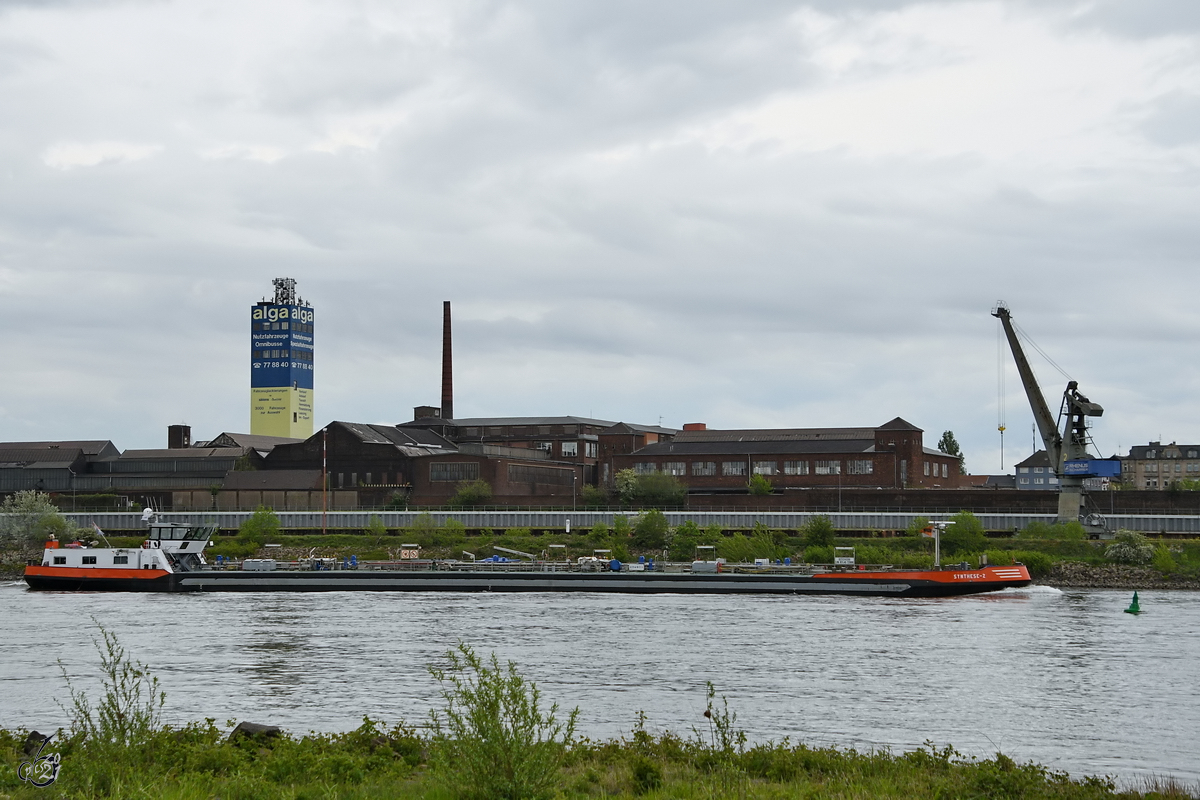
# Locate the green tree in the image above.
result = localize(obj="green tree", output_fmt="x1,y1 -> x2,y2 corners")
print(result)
0,490 -> 73,551
366,515 -> 388,538
801,515 -> 836,548
941,510 -> 986,555
632,509 -> 669,550
588,522 -> 610,546
448,479 -> 492,509
237,505 -> 281,547
613,469 -> 686,506
614,469 -> 639,504
937,430 -> 966,474
747,473 -> 774,496
633,473 -> 687,506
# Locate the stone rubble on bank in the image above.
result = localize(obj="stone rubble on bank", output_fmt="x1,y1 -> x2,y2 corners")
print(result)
1044,561 -> 1200,590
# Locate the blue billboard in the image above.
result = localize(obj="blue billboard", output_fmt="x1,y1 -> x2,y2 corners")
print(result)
1063,459 -> 1122,478
250,303 -> 315,390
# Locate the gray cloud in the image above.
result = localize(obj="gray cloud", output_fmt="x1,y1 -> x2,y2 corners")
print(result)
1,0 -> 1199,475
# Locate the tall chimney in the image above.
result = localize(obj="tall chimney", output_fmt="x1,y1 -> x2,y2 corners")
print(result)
441,300 -> 454,420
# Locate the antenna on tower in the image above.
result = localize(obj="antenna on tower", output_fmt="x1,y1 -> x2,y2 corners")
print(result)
273,277 -> 300,306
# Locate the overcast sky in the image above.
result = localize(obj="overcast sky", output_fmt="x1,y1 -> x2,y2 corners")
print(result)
2,0 -> 1199,472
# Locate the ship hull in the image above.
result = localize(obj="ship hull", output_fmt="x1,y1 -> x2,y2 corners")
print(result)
24,565 -> 1031,597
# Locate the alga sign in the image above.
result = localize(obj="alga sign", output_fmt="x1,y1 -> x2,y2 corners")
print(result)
250,289 -> 315,439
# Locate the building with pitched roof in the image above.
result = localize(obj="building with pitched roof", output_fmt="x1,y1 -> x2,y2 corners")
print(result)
609,418 -> 959,492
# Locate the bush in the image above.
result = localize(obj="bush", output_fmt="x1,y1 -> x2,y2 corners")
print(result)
1017,520 -> 1086,541
747,473 -> 774,496
803,545 -> 834,564
238,505 -> 280,547
668,520 -> 719,561
1106,530 -> 1154,565
581,485 -> 609,508
60,624 -> 165,749
632,509 -> 669,550
1152,545 -> 1178,573
941,511 -> 986,555
366,515 -> 387,537
801,516 -> 836,549
428,643 -> 577,800
448,479 -> 492,509
1008,551 -> 1053,578
900,516 -> 931,537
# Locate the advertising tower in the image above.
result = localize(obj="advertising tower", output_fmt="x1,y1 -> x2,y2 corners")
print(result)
250,278 -> 314,438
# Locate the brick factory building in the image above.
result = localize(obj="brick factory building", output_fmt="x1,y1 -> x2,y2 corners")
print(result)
609,417 -> 960,492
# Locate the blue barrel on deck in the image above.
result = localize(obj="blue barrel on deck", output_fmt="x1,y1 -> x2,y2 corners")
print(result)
609,559 -> 621,571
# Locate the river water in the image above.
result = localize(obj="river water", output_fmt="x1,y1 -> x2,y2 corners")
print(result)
1,582 -> 1196,787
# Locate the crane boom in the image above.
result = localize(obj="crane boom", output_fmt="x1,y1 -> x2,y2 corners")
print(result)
991,303 -> 1103,523
992,304 -> 1062,467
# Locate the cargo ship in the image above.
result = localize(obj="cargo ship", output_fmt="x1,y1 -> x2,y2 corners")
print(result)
23,521 -> 1031,597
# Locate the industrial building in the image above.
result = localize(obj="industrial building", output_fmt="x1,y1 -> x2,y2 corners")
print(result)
250,277 -> 314,439
609,418 -> 961,491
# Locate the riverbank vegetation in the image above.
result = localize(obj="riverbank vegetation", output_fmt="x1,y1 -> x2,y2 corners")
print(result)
2,629 -> 1194,800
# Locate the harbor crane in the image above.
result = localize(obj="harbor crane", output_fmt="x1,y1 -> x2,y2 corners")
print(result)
992,303 -> 1106,524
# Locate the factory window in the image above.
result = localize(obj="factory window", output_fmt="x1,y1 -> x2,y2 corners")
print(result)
815,461 -> 840,475
1049,477 -> 1059,484
538,426 -> 550,435
82,556 -> 97,565
664,462 -> 687,476
634,462 -> 657,475
942,464 -> 949,478
364,472 -> 372,484
486,427 -> 502,436
1034,478 -> 1044,485
561,442 -> 579,457
693,462 -> 716,476
536,442 -> 552,452
923,461 -> 930,476
113,555 -> 128,565
1034,467 -> 1044,474
1176,463 -> 1183,474
1188,463 -> 1199,474
508,464 -> 573,485
462,428 -> 479,437
753,461 -> 777,475
783,460 -> 808,475
722,461 -> 746,477
1019,467 -> 1029,473
1019,478 -> 1029,485
337,473 -> 344,488
430,462 -> 480,482
564,426 -> 577,435
847,460 -> 873,475
1146,464 -> 1158,474
585,442 -> 597,458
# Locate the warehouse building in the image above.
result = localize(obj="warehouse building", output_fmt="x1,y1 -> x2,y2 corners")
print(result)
610,418 -> 960,492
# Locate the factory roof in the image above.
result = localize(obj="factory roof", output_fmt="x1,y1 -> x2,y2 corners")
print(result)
199,433 -> 304,452
0,447 -> 86,465
630,438 -> 877,457
0,440 -> 119,459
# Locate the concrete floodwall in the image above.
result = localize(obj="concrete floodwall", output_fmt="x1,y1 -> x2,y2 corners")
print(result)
64,510 -> 1200,535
